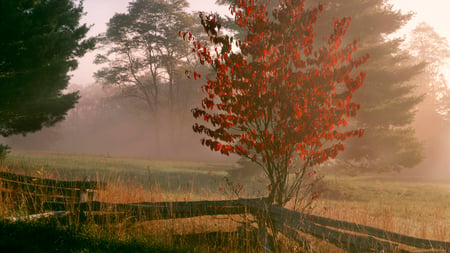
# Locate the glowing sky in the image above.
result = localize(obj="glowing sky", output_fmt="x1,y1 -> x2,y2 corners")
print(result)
392,0 -> 450,40
69,0 -> 450,85
391,0 -> 450,83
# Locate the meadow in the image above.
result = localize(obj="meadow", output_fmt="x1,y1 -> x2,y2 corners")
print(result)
0,150 -> 449,252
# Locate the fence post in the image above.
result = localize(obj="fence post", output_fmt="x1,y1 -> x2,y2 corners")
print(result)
77,180 -> 88,223
252,198 -> 277,253
258,218 -> 274,253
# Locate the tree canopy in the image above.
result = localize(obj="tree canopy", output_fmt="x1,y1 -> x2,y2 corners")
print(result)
183,0 -> 368,206
0,0 -> 94,137
217,0 -> 425,173
95,0 -> 196,115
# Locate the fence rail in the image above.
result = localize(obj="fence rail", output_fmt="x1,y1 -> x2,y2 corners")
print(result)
44,199 -> 247,220
1,172 -> 448,253
0,172 -> 104,189
42,198 -> 449,253
0,171 -> 105,212
269,205 -> 448,253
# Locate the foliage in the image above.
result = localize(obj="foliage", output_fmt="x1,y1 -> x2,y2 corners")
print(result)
182,0 -> 368,206
309,0 -> 425,172
94,0 -> 206,155
0,0 -> 95,138
217,0 -> 426,173
94,0 -> 197,115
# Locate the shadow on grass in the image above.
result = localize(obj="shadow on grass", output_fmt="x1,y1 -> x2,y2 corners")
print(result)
171,230 -> 259,252
0,219 -> 189,253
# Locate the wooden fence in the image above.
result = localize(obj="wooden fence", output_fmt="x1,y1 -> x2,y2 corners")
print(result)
1,172 -> 448,253
44,198 -> 449,253
0,171 -> 105,213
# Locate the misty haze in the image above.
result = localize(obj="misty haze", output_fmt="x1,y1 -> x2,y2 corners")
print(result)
0,0 -> 449,252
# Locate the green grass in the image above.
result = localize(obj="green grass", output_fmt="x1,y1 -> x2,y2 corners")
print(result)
3,150 -> 232,176
1,150 -> 235,196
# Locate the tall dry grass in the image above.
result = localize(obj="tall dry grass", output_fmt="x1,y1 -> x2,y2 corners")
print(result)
0,165 -> 262,252
309,199 -> 449,242
1,157 -> 449,252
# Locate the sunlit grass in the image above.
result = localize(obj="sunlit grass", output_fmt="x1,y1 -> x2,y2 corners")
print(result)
0,150 -> 449,252
1,150 -> 234,197
3,149 -> 231,176
0,153 -> 257,252
309,176 -> 450,242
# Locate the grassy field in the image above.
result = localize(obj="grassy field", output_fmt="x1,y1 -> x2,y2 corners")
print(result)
1,150 -> 449,252
1,150 -> 235,200
315,176 -> 450,239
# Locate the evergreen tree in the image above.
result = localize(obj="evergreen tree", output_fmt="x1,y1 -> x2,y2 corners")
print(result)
0,0 -> 94,138
313,0 -> 425,172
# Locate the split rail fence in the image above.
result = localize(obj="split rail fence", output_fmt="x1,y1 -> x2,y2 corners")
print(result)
1,172 -> 448,253
0,171 -> 105,214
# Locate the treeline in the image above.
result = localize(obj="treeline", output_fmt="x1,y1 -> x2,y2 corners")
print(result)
3,0 -> 450,176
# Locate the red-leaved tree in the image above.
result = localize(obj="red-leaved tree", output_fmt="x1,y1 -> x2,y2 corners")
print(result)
181,0 -> 368,207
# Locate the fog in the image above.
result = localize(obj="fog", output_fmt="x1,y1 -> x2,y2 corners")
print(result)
2,79 -> 449,181
407,97 -> 450,181
2,83 -> 234,163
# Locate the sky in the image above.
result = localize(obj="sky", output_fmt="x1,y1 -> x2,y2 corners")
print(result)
392,0 -> 450,39
391,0 -> 450,82
69,0 -> 450,85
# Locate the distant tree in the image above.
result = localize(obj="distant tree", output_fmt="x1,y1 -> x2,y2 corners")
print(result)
303,0 -> 425,173
408,22 -> 450,120
406,23 -> 450,177
183,0 -> 368,208
94,0 -> 196,116
94,0 -> 205,154
0,0 -> 95,140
